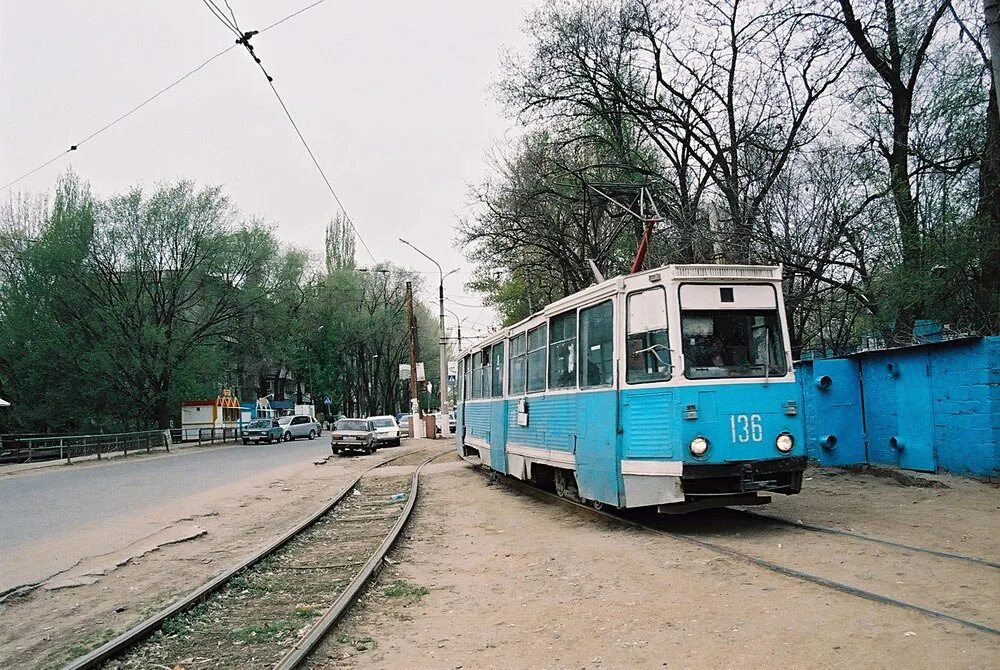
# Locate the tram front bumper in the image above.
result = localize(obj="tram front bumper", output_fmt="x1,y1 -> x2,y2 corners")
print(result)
681,456 -> 807,495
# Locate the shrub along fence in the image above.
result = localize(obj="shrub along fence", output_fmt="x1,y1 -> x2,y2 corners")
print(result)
0,430 -> 170,465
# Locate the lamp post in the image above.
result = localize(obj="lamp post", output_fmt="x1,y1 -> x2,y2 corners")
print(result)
443,307 -> 467,351
399,238 -> 458,425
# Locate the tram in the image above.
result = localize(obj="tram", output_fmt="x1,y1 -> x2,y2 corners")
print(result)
455,264 -> 806,512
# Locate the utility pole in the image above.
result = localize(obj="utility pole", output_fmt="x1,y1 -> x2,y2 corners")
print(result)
444,308 -> 466,352
405,281 -> 424,438
437,278 -> 447,419
399,238 -> 458,430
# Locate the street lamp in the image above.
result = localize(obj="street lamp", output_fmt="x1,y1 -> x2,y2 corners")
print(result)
443,306 -> 468,351
399,237 -> 459,424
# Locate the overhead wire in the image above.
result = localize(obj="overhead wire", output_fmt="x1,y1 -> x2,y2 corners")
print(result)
0,0 -> 329,192
202,0 -> 242,37
200,1 -> 376,263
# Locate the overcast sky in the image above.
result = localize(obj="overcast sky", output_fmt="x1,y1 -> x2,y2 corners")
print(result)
1,0 -> 539,340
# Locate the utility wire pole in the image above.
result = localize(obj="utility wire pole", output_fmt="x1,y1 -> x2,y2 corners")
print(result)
405,281 -> 424,438
399,238 -> 458,430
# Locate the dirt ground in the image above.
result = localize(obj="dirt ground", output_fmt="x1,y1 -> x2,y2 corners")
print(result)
2,445 -> 997,669
311,459 -> 999,670
0,440 -> 446,669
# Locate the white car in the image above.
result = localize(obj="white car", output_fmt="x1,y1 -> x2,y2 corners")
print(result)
276,414 -> 321,441
367,415 -> 401,447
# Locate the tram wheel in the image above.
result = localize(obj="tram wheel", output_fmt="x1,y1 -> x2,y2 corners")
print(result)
590,499 -> 604,512
554,470 -> 570,498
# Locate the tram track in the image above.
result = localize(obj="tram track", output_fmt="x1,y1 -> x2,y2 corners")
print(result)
63,445 -> 453,670
731,508 -> 1000,570
471,462 -> 1000,639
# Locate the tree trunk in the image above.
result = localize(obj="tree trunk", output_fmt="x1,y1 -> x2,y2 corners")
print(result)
987,0 -> 1000,102
978,81 -> 1000,313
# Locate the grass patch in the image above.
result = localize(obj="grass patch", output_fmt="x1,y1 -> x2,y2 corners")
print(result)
383,579 -> 429,600
227,620 -> 299,644
43,628 -> 117,670
294,606 -> 320,619
227,571 -> 269,595
160,601 -> 212,637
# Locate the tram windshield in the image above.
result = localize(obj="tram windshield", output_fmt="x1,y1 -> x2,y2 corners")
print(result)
681,310 -> 787,379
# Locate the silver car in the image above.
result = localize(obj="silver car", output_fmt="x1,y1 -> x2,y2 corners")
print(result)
242,418 -> 283,444
330,418 -> 377,455
277,414 -> 321,441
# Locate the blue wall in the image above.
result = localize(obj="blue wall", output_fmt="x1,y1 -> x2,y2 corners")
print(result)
796,336 -> 1000,478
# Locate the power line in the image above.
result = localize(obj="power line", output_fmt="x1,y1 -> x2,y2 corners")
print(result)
0,0 -> 330,192
201,3 -> 376,263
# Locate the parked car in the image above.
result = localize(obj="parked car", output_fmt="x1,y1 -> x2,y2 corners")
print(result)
242,418 -> 283,444
277,414 -> 321,441
394,413 -> 410,438
368,415 -> 401,447
330,418 -> 377,455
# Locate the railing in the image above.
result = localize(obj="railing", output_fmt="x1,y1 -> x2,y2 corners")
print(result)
0,430 -> 170,465
169,427 -> 240,445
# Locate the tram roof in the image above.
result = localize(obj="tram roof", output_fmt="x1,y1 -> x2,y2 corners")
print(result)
460,263 -> 782,357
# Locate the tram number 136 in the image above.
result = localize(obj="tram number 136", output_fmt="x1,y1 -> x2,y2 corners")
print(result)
730,414 -> 763,443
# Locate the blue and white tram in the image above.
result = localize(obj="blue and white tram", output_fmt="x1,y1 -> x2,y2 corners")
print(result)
455,264 -> 807,512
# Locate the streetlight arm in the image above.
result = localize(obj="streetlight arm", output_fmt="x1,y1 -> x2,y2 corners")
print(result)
399,238 -> 442,281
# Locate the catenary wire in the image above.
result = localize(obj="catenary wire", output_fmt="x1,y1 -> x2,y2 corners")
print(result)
202,3 -> 376,263
202,0 -> 241,37
0,0 -> 329,192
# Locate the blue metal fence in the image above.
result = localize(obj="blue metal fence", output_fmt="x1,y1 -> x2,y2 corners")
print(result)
795,336 -> 1000,478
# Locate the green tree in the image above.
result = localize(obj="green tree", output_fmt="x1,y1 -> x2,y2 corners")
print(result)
0,175 -> 304,431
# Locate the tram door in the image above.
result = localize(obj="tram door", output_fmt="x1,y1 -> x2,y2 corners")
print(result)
574,299 -> 619,506
488,344 -> 509,473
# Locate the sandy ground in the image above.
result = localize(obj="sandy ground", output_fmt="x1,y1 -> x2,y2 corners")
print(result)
2,446 -> 997,669
311,459 -> 999,670
0,439 -> 446,669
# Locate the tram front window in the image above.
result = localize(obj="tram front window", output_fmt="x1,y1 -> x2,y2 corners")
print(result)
681,310 -> 787,379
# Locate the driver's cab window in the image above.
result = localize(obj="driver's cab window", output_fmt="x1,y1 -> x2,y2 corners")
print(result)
626,287 -> 671,383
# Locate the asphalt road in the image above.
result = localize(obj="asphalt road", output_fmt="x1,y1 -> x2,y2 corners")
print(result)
0,439 -> 331,554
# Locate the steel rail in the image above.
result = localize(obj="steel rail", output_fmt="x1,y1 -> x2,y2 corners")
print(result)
732,509 -> 1000,570
469,462 -> 1000,639
61,448 -> 432,670
274,450 -> 446,668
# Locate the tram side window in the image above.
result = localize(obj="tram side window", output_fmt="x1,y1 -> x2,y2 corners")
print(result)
548,311 -> 577,389
509,333 -> 526,395
491,342 -> 504,397
526,324 -> 547,393
471,351 -> 483,398
466,356 -> 473,399
579,300 -> 613,388
462,356 -> 471,400
627,287 -> 671,383
482,345 -> 493,397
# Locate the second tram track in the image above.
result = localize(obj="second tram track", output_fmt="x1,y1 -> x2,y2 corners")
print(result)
470,462 -> 1000,639
64,444 -> 453,670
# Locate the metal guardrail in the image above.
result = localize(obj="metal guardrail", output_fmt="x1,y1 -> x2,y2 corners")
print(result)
169,427 -> 239,445
0,430 -> 169,465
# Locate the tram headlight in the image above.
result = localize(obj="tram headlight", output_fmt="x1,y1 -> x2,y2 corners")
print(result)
775,432 -> 794,453
689,436 -> 709,457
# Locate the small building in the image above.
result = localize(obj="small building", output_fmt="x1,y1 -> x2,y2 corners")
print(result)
180,389 -> 242,438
